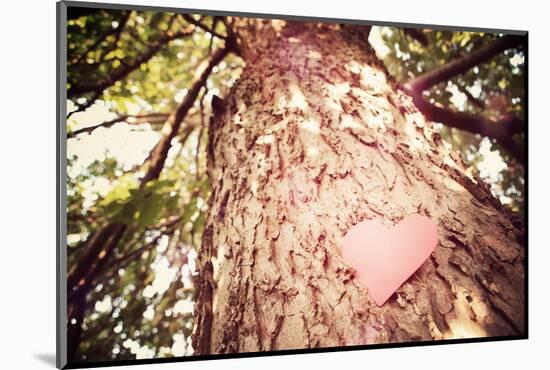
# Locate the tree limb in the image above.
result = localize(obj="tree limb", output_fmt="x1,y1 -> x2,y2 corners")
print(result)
140,45 -> 231,185
403,28 -> 428,47
196,84 -> 209,181
407,89 -> 524,164
403,34 -> 526,163
68,29 -> 194,98
67,113 -> 169,139
405,34 -> 524,92
67,222 -> 127,300
66,90 -> 102,119
67,44 -> 229,294
458,84 -> 485,109
181,14 -> 227,39
99,216 -> 181,283
67,45 -> 231,345
72,11 -> 131,66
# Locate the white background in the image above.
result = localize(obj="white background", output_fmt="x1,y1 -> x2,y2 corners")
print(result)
0,0 -> 546,368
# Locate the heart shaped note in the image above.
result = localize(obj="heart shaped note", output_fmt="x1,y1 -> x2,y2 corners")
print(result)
341,214 -> 437,306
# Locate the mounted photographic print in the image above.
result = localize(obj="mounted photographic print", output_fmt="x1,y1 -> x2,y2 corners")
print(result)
56,1 -> 527,368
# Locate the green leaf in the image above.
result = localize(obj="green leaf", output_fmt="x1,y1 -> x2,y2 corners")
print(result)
181,199 -> 197,226
137,193 -> 164,228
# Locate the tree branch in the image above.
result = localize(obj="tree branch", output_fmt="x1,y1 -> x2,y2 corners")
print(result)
67,113 -> 169,139
181,14 -> 227,39
458,84 -> 485,109
99,216 -> 181,283
67,35 -> 231,365
403,28 -> 428,47
140,45 -> 231,185
407,89 -> 524,164
72,11 -> 131,66
196,87 -> 207,181
66,90 -> 102,119
68,29 -> 194,98
67,44 -> 230,323
403,33 -> 526,163
405,34 -> 524,92
67,222 -> 127,300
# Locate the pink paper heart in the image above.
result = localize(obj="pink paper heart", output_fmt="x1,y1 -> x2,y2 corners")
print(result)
341,214 -> 437,306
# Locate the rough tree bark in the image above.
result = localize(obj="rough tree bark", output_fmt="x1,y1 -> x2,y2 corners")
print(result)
192,21 -> 525,355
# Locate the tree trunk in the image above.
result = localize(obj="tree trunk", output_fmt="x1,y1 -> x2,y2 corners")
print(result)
192,21 -> 524,355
